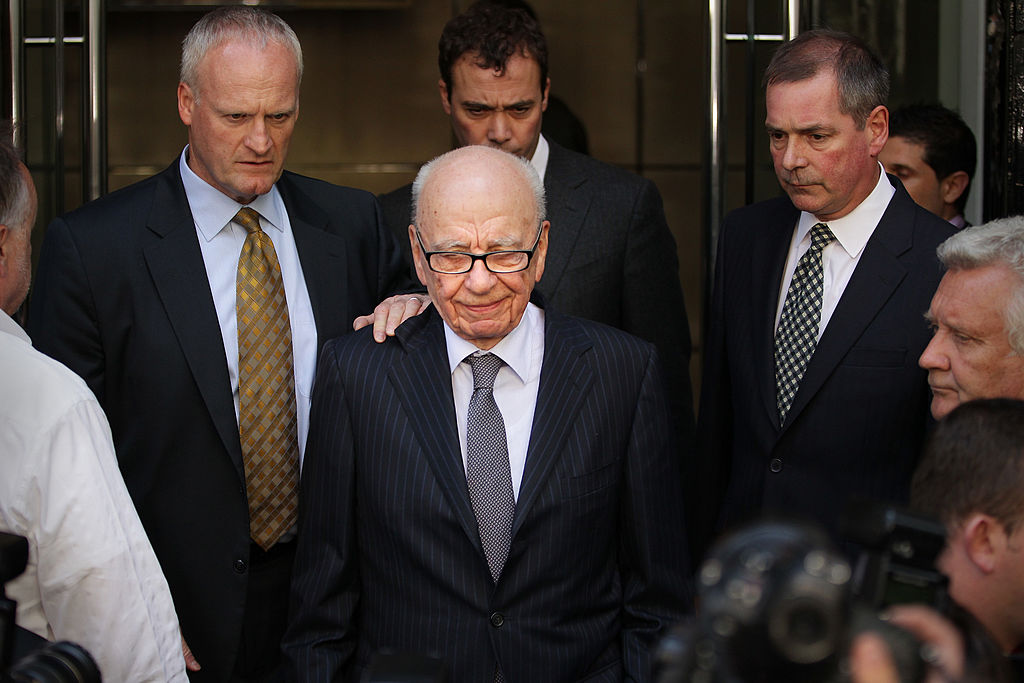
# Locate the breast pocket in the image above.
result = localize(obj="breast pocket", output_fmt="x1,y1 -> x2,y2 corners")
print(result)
559,460 -> 620,500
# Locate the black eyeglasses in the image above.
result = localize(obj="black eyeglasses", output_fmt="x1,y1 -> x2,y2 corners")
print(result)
415,228 -> 542,274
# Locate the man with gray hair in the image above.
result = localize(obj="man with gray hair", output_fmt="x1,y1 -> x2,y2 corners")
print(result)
0,125 -> 187,680
919,217 -> 1024,419
285,145 -> 690,682
28,7 -> 410,681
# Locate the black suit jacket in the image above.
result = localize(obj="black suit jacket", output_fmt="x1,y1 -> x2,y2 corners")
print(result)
695,178 -> 956,556
284,305 -> 692,683
27,160 -> 411,681
379,141 -> 695,467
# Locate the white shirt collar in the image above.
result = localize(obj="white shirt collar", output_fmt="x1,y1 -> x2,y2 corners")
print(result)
444,302 -> 542,384
797,162 -> 895,258
178,146 -> 288,241
530,134 -> 550,183
0,308 -> 30,345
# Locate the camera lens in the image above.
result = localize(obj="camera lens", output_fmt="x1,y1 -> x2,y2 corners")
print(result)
7,640 -> 101,683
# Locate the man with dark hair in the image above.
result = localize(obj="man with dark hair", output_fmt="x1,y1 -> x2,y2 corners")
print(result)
911,398 -> 1024,655
376,1 -> 695,459
919,216 -> 1024,419
0,124 -> 187,681
698,29 -> 955,555
880,104 -> 976,227
286,146 -> 690,682
27,7 -> 410,681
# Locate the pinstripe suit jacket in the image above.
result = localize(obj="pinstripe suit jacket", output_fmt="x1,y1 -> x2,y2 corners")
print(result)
285,304 -> 691,682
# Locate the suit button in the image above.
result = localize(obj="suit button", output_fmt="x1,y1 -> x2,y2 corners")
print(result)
769,458 -> 783,473
233,559 -> 247,574
489,612 -> 504,628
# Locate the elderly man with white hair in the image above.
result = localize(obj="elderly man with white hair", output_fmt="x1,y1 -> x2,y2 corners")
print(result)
919,215 -> 1024,419
285,145 -> 691,683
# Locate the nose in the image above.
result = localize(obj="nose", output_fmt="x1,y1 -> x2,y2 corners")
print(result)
463,257 -> 497,292
918,332 -> 949,371
244,117 -> 272,155
780,138 -> 807,172
487,113 -> 512,147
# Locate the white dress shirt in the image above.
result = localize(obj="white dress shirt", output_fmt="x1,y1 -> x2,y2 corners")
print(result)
530,134 -> 550,183
0,310 -> 186,682
445,303 -> 545,500
179,149 -> 317,460
774,164 -> 896,339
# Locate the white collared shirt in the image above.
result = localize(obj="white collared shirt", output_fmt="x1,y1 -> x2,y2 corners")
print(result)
445,303 -> 545,500
0,310 -> 187,682
530,134 -> 550,183
774,164 -> 896,339
179,149 -> 317,461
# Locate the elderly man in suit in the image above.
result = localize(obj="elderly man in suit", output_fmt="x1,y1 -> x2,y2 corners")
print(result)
285,145 -> 691,682
374,0 -> 694,458
696,29 -> 956,557
27,7 -> 409,681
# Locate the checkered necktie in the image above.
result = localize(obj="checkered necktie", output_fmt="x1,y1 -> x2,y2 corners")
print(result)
235,207 -> 299,550
464,353 -> 515,584
775,222 -> 836,425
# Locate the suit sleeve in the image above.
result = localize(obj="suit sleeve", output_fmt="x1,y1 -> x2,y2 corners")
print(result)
620,346 -> 693,682
692,218 -> 734,563
284,342 -> 360,682
621,179 -> 696,468
27,217 -> 106,401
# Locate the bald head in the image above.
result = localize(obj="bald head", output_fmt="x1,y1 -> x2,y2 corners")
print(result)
409,146 -> 549,349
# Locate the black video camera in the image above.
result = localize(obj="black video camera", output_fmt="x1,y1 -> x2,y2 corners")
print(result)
656,503 -> 949,682
1,531 -> 101,682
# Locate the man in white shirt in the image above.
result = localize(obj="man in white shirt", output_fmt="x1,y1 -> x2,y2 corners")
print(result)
0,127 -> 186,681
285,145 -> 690,682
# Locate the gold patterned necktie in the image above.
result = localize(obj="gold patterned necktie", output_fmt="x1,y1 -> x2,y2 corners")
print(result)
235,207 -> 299,550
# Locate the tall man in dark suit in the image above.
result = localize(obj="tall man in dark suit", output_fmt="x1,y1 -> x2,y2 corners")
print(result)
376,1 -> 694,450
285,145 -> 691,682
697,29 -> 957,557
27,7 -> 409,681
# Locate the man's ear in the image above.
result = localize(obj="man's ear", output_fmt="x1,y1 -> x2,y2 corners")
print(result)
940,170 -> 970,207
866,105 -> 889,157
962,513 -> 1001,574
178,82 -> 195,127
410,224 -> 428,287
0,224 -> 9,278
439,79 -> 452,116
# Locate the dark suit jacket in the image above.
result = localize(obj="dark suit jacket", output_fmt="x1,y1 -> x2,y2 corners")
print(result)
27,160 -> 411,681
695,178 -> 956,557
284,305 -> 692,683
379,141 -> 695,448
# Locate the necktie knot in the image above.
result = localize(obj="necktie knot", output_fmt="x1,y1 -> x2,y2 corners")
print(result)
809,222 -> 835,252
234,207 -> 263,235
465,353 -> 504,390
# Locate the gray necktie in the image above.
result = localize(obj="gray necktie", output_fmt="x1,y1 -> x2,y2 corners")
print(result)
464,353 -> 515,584
775,222 -> 836,425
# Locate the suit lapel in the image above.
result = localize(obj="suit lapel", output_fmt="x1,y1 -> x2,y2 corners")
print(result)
277,174 -> 350,348
512,310 -> 594,538
387,313 -> 482,550
538,144 -> 588,298
142,165 -> 244,478
755,206 -> 800,431
782,186 -> 912,428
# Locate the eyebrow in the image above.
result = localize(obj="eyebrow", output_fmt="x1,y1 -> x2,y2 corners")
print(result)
460,99 -> 536,110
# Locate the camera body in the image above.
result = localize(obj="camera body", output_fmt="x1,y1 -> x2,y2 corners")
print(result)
1,531 -> 101,683
657,504 -> 948,683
